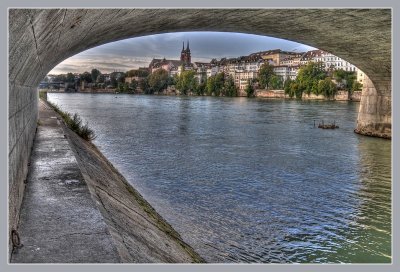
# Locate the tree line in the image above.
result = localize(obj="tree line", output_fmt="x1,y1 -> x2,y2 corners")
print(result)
283,62 -> 362,99
45,62 -> 361,98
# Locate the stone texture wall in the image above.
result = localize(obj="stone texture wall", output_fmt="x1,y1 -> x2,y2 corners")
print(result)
355,75 -> 391,139
302,93 -> 326,100
256,90 -> 357,101
334,91 -> 350,101
8,8 -> 391,247
256,89 -> 287,98
350,91 -> 362,101
9,9 -> 41,239
8,85 -> 38,249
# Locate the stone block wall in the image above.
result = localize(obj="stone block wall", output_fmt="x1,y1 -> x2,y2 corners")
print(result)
256,89 -> 287,98
8,9 -> 41,249
334,91 -> 350,101
350,91 -> 362,101
8,83 -> 38,235
355,76 -> 391,139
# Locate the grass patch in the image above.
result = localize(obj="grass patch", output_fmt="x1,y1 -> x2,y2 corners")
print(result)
44,98 -> 96,141
39,90 -> 47,101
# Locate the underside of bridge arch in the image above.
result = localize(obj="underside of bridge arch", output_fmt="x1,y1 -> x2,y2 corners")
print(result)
8,8 -> 391,245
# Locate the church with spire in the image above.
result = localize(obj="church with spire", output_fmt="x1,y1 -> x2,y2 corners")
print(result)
148,40 -> 194,76
180,41 -> 191,64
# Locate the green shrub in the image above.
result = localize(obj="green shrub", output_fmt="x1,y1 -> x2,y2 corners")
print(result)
46,101 -> 96,141
39,90 -> 47,101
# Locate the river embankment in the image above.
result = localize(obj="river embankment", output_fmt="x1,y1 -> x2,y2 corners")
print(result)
40,98 -> 204,263
255,89 -> 361,101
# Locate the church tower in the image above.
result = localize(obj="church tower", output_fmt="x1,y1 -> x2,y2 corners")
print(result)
180,41 -> 186,62
185,40 -> 191,63
180,41 -> 191,64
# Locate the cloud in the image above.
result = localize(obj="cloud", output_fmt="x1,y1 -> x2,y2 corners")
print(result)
49,32 -> 316,74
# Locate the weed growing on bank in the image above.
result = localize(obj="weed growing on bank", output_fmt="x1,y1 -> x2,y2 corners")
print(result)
39,91 -> 96,141
39,89 -> 47,101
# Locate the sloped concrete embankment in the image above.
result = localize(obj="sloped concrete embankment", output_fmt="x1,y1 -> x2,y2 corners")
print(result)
11,101 -> 121,263
57,104 -> 204,263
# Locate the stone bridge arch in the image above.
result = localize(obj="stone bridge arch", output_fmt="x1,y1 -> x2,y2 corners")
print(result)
8,8 -> 391,236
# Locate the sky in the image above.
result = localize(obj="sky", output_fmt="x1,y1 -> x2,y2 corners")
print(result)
49,32 -> 316,75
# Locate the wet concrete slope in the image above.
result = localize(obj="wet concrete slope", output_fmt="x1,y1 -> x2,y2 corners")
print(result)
11,101 -> 121,263
12,99 -> 204,263
61,106 -> 204,263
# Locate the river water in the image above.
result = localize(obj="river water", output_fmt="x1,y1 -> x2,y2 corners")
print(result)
48,93 -> 391,263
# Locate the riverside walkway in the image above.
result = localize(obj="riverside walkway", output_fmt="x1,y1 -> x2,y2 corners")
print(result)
11,100 -> 121,263
11,99 -> 203,263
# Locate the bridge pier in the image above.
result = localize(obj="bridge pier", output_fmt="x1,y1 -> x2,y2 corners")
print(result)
355,75 -> 391,139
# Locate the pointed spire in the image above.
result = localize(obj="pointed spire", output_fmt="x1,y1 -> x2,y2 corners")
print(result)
186,40 -> 190,51
182,41 -> 185,51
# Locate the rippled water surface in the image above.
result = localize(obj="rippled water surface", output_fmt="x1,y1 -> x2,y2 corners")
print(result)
48,93 -> 391,263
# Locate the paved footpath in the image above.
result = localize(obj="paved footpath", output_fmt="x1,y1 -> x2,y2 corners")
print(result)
11,100 -> 120,263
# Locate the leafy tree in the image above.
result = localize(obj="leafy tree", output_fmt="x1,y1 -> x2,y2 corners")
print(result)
117,82 -> 123,92
167,76 -> 176,86
54,74 -> 67,82
110,76 -> 118,88
80,72 -> 92,83
66,73 -> 75,83
284,78 -> 293,95
296,62 -> 326,95
206,72 -> 225,96
285,80 -> 302,98
109,72 -> 125,87
318,77 -> 337,98
139,77 -> 150,94
223,75 -> 238,97
97,74 -> 106,84
129,79 -> 138,92
333,69 -> 359,94
244,81 -> 255,97
116,82 -> 131,93
258,63 -> 274,89
351,80 -> 362,93
195,79 -> 207,96
214,72 -> 225,96
206,75 -> 215,96
176,70 -> 197,95
269,75 -> 283,90
148,69 -> 169,93
126,69 -> 149,78
91,69 -> 101,82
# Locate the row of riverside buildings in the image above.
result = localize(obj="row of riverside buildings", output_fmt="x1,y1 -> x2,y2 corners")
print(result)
147,41 -> 364,93
45,41 -> 365,94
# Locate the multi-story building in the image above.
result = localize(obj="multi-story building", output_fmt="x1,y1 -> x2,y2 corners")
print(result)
257,49 -> 300,66
273,65 -> 299,81
206,66 -> 220,78
357,69 -> 365,84
303,50 -> 357,72
323,52 -> 357,72
233,71 -> 258,91
280,54 -> 303,67
146,44 -> 360,91
300,50 -> 323,65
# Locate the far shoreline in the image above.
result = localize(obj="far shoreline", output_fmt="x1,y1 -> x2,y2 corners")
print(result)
44,89 -> 362,102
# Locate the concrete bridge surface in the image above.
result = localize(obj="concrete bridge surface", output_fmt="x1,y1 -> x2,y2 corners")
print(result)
8,9 -> 391,256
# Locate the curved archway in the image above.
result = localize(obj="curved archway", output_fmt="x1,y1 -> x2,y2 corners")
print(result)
8,8 -> 391,241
